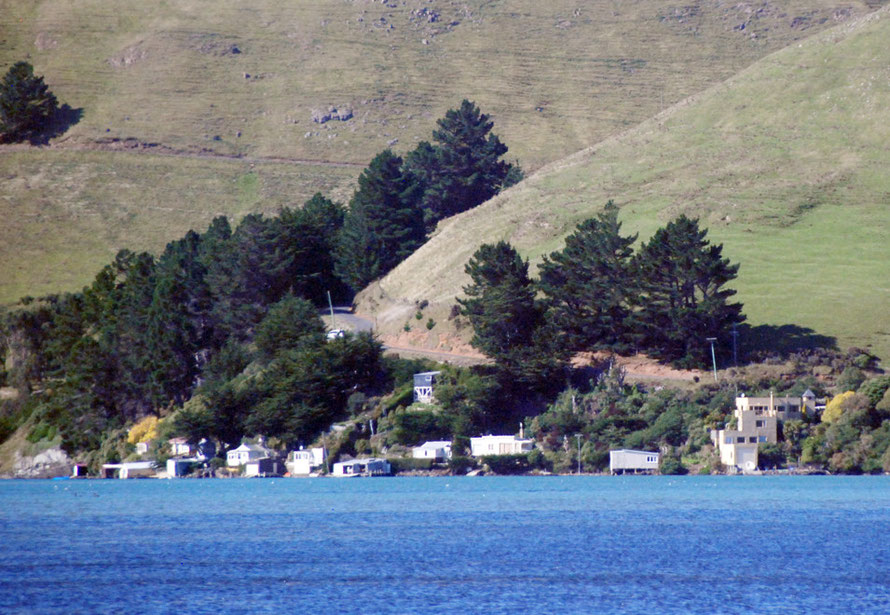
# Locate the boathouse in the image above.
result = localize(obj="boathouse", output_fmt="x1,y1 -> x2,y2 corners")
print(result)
609,449 -> 660,475
332,458 -> 391,477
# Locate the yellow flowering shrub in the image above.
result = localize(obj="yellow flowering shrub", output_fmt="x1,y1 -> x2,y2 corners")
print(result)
821,391 -> 856,424
127,415 -> 160,444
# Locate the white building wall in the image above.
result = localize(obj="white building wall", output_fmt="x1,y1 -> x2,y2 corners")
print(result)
470,436 -> 533,457
609,450 -> 660,473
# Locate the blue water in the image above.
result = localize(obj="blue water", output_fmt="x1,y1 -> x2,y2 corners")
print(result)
1,476 -> 889,614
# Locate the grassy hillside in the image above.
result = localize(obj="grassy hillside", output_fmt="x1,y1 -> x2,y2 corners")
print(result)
357,6 -> 890,361
1,0 -> 883,302
0,149 -> 358,302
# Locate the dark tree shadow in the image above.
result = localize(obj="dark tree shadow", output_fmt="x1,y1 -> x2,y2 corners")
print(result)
26,104 -> 83,145
737,323 -> 837,361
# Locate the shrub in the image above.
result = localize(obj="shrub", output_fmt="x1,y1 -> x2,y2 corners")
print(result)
448,455 -> 476,475
354,438 -> 370,455
659,455 -> 687,475
127,415 -> 160,444
390,408 -> 451,445
837,366 -> 866,392
26,421 -> 57,443
481,453 -> 531,475
822,391 -> 857,424
859,376 -> 890,408
0,61 -> 59,142
527,448 -> 551,471
380,384 -> 415,414
758,443 -> 786,469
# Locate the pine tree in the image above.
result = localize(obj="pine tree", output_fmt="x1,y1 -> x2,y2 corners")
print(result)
458,241 -> 568,389
254,294 -> 326,362
406,100 -> 518,227
145,231 -> 212,407
276,193 -> 346,305
335,150 -> 425,292
634,215 -> 744,367
334,208 -> 381,294
204,214 -> 287,342
0,61 -> 58,142
538,201 -> 637,352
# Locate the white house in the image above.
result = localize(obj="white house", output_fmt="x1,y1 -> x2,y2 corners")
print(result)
609,449 -> 660,475
226,442 -> 271,467
168,437 -> 197,457
470,435 -> 534,457
286,447 -> 326,475
412,441 -> 452,462
332,458 -> 391,477
135,440 -> 154,455
102,461 -> 156,479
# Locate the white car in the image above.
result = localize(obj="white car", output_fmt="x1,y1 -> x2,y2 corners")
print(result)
326,329 -> 346,340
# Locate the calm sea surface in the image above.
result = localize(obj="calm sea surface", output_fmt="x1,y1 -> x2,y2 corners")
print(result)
1,476 -> 889,614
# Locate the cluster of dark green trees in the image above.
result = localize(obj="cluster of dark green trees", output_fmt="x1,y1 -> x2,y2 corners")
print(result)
0,100 -> 519,456
335,100 -> 520,291
2,195 -> 355,452
0,61 -> 59,142
460,202 -> 744,388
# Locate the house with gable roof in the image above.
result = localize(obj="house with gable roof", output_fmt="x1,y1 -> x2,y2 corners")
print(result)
226,441 -> 272,467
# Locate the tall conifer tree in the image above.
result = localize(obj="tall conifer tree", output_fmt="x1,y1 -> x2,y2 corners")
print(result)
538,201 -> 637,352
335,150 -> 425,292
634,215 -> 744,367
406,100 -> 519,228
459,241 -> 567,390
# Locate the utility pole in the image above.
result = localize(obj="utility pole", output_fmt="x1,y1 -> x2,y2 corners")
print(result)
706,337 -> 718,382
326,291 -> 336,330
731,324 -> 739,367
575,433 -> 582,475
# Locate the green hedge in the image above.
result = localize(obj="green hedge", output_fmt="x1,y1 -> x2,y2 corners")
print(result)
480,453 -> 531,475
448,455 -> 477,475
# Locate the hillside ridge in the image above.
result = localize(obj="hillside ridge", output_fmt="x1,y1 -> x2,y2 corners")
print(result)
2,0 -> 885,302
356,4 -> 890,361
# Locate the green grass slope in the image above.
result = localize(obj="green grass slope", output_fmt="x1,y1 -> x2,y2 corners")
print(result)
0,149 -> 358,302
357,6 -> 890,361
0,0 -> 884,302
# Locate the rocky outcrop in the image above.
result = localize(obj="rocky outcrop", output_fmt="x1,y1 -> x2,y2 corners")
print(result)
12,447 -> 71,479
311,106 -> 354,124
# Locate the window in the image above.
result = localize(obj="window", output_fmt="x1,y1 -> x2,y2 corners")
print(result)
748,437 -> 757,443
758,436 -> 767,443
755,420 -> 764,428
737,437 -> 745,443
725,436 -> 733,444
